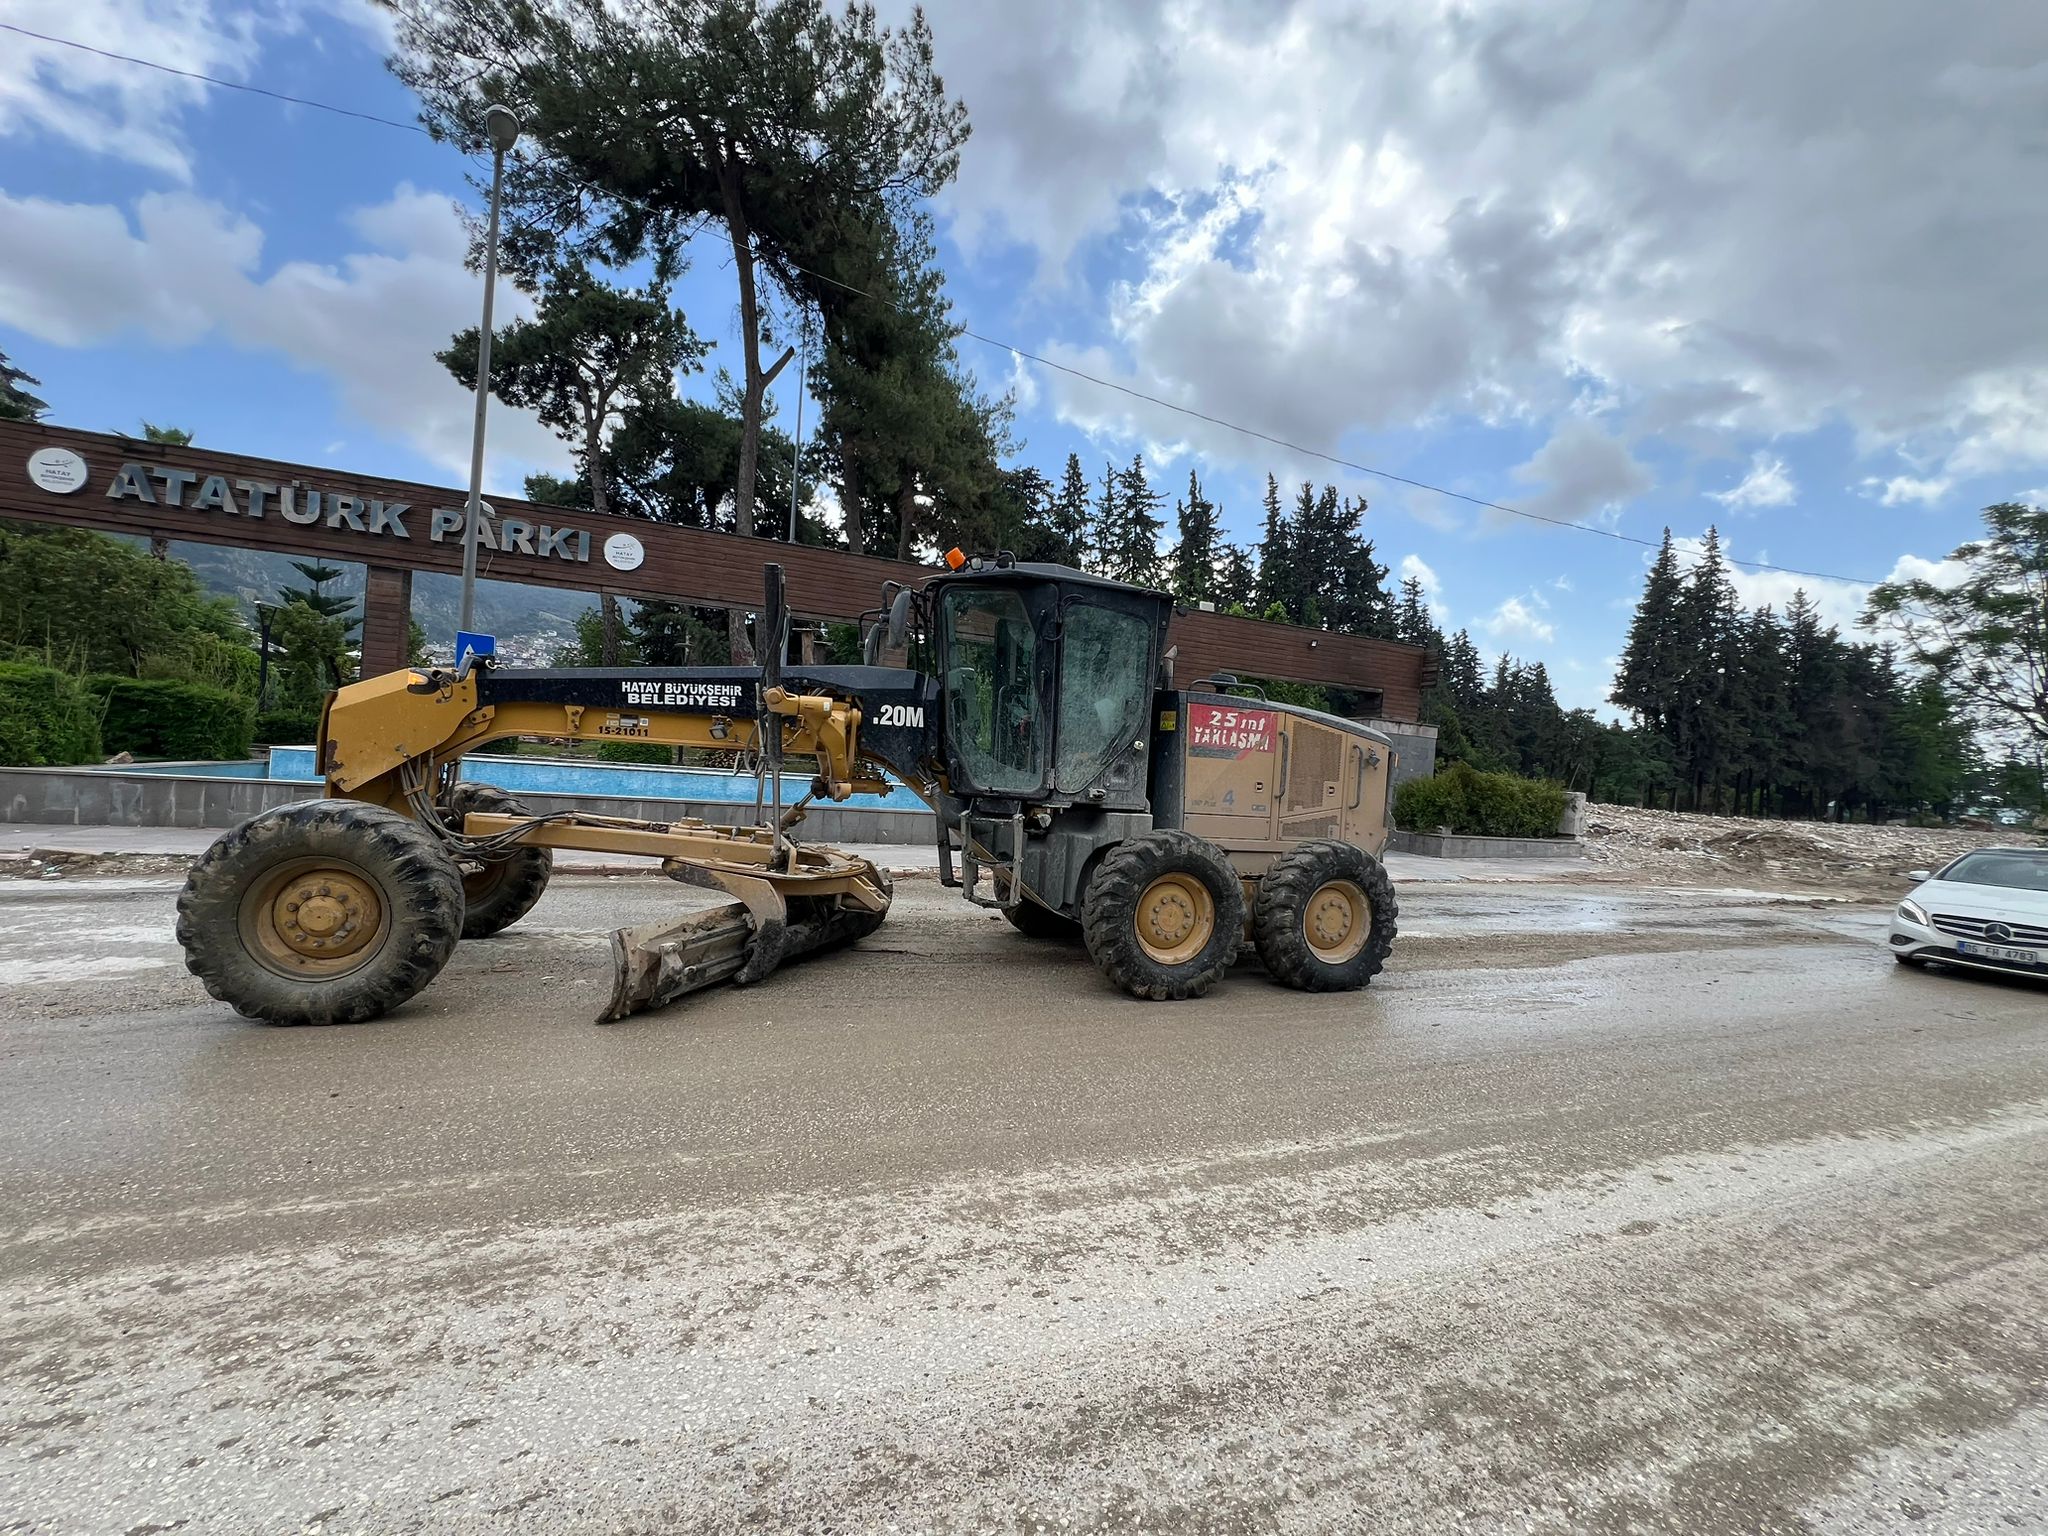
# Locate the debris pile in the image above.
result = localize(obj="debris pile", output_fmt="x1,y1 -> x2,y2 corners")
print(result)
1579,804 -> 2041,894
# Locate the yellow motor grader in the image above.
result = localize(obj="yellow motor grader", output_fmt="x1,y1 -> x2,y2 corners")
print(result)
176,557 -> 1400,1025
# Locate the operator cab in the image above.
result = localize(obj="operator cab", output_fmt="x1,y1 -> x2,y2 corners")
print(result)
924,559 -> 1173,812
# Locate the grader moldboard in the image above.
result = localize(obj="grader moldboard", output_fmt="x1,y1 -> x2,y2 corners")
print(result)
176,557 -> 1400,1025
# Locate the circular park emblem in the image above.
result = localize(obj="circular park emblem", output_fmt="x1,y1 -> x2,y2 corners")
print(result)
603,531 -> 645,571
26,447 -> 89,494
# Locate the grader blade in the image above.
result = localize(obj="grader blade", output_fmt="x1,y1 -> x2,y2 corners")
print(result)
597,852 -> 894,1023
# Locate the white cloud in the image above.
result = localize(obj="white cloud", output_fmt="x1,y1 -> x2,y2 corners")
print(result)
917,1 -> 2048,483
0,1 -> 390,180
1860,473 -> 1952,507
1508,419 -> 1652,528
0,184 -> 567,484
1667,534 -> 1970,634
1481,594 -> 1556,645
1709,452 -> 1796,510
1552,574 -> 1574,592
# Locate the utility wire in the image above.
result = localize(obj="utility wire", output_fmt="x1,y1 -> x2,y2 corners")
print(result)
15,21 -> 1905,592
1,22 -> 431,136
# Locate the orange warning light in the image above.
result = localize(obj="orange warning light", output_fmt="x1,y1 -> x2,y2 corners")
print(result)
944,547 -> 967,570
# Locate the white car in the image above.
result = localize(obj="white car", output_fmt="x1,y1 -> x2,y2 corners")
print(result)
1890,847 -> 2048,981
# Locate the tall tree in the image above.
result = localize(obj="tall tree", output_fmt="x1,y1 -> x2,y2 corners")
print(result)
1254,474 -> 1290,617
1169,469 -> 1220,604
1096,454 -> 1165,586
1216,544 -> 1258,613
1045,453 -> 1092,569
1864,500 -> 2048,756
392,0 -> 969,557
1612,529 -> 1685,735
0,349 -> 45,422
1395,576 -> 1439,649
442,259 -> 707,659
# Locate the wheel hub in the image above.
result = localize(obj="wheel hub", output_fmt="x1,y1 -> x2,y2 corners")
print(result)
1135,873 -> 1216,966
242,860 -> 387,977
1303,879 -> 1370,963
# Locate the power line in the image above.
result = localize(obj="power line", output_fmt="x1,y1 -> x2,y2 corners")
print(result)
0,23 -> 431,136
15,23 -> 1902,593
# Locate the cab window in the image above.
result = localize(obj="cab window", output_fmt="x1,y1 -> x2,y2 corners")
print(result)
939,586 -> 1044,794
1056,602 -> 1152,792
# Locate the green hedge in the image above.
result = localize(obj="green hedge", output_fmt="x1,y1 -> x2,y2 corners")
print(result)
596,740 -> 673,764
1395,762 -> 1568,840
0,664 -> 103,766
254,710 -> 321,746
84,675 -> 254,761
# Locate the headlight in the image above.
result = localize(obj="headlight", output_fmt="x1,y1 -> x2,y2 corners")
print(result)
1897,898 -> 1930,925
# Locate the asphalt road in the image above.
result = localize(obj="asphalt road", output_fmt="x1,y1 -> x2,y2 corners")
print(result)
2,874 -> 2045,1534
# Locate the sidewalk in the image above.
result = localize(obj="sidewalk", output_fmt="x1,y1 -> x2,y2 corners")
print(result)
0,825 -> 1584,884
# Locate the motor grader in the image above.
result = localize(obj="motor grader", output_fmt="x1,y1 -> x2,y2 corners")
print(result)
176,556 -> 1400,1025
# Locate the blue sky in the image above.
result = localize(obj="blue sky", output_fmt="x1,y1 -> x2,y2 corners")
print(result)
4,1 -> 2046,714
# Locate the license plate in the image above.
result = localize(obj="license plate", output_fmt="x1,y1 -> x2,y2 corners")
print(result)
1957,939 -> 2041,965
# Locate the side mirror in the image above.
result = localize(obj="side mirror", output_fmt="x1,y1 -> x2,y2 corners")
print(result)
1905,870 -> 1932,884
884,588 -> 914,651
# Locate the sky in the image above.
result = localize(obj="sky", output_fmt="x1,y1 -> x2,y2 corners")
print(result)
3,1 -> 2046,714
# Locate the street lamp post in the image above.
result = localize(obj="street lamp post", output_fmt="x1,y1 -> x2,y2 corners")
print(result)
458,103 -> 522,644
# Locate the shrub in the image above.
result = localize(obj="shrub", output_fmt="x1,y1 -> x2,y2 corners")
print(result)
1395,762 -> 1568,839
596,740 -> 673,765
83,676 -> 254,761
254,710 -> 321,746
0,663 -> 102,766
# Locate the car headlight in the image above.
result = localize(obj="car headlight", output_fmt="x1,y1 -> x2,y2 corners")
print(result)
1897,898 -> 1930,925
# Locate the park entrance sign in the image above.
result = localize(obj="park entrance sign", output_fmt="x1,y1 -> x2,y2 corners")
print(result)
0,419 -> 1432,720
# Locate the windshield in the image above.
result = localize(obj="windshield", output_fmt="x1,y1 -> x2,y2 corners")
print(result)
940,586 -> 1044,794
1056,602 -> 1152,792
1938,850 -> 2048,892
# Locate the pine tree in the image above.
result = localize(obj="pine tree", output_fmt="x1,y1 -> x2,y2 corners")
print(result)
1613,528 -> 1685,734
1046,453 -> 1092,568
1396,576 -> 1439,649
1098,454 -> 1165,586
1169,469 -> 1220,603
1217,544 -> 1258,613
1088,460 -> 1120,578
278,562 -> 359,635
1254,474 -> 1292,618
0,348 -> 46,422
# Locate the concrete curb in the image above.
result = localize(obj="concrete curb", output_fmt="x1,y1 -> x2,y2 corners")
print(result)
1390,829 -> 1585,860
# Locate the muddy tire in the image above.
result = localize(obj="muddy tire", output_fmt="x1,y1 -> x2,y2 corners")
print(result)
1081,830 -> 1245,1000
1003,898 -> 1083,943
1252,839 -> 1397,992
176,799 -> 463,1026
443,782 -> 552,939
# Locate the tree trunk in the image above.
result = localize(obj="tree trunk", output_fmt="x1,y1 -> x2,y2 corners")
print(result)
841,455 -> 865,557
148,535 -> 168,561
717,153 -> 762,543
894,481 -> 919,562
588,418 -> 621,666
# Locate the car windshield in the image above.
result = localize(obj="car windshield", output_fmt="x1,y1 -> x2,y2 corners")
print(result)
1938,850 -> 2048,892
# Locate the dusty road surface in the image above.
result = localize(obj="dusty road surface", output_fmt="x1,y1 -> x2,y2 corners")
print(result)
3,873 -> 2046,1535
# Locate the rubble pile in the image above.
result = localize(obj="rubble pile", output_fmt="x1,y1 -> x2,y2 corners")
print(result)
1579,803 -> 2042,894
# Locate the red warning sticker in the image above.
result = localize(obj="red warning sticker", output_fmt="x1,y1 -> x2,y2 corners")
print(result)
1187,703 -> 1275,759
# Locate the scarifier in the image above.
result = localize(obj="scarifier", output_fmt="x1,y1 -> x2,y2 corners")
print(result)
175,557 -> 1400,1024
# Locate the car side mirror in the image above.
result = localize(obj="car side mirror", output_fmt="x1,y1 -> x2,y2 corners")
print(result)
1905,870 -> 1931,883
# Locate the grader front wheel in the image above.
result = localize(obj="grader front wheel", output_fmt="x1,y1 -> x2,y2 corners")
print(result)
176,800 -> 464,1026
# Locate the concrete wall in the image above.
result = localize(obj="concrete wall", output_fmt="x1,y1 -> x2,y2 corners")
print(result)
1366,719 -> 1439,791
1388,829 -> 1584,860
0,767 -> 940,846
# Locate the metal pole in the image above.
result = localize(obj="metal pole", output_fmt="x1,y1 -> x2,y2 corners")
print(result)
786,329 -> 807,543
459,105 -> 520,641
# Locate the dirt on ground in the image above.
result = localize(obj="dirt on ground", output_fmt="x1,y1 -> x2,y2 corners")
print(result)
1579,802 -> 2045,896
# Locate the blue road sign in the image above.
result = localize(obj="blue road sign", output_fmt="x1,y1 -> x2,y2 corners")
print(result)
455,631 -> 496,669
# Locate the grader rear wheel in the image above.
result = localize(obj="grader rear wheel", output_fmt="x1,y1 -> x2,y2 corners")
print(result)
176,800 -> 464,1026
1252,839 -> 1397,992
1081,830 -> 1245,1000
443,782 -> 552,939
